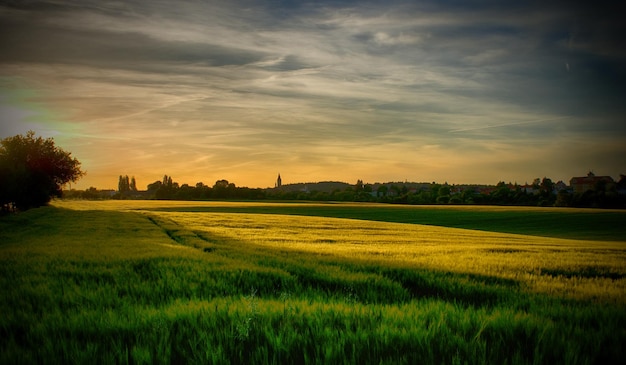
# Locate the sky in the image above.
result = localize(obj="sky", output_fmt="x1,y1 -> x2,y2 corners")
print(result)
1,0 -> 625,190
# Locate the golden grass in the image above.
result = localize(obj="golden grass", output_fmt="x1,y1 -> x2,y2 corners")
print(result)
50,200 -> 626,302
154,211 -> 625,303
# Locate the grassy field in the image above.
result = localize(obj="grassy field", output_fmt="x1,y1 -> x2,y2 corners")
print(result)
1,200 -> 625,364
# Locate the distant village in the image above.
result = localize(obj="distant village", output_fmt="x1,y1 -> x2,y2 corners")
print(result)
64,171 -> 626,209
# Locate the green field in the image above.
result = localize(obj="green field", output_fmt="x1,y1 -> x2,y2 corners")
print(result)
1,201 -> 625,364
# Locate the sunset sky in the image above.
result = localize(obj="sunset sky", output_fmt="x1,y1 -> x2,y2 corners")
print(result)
1,1 -> 624,190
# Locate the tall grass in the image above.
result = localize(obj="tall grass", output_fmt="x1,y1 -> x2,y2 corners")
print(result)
1,202 -> 625,364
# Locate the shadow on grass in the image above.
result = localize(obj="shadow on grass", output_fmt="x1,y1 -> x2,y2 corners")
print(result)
540,267 -> 625,280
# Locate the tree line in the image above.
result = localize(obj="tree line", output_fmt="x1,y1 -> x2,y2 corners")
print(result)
264,178 -> 624,208
2,132 -> 623,212
102,175 -> 266,200
67,175 -> 626,209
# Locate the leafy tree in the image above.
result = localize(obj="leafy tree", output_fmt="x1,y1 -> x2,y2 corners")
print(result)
175,184 -> 193,200
539,177 -> 554,196
214,179 -> 229,189
491,181 -> 511,204
355,179 -> 364,193
532,178 -> 541,188
376,185 -> 388,198
0,131 -> 84,211
82,187 -> 99,200
147,180 -> 163,193
118,176 -> 125,193
155,175 -> 178,199
117,175 -> 136,198
438,184 -> 451,198
212,179 -> 229,199
538,177 -> 556,206
118,175 -> 130,193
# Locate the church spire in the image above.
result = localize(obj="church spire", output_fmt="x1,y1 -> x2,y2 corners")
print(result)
275,173 -> 282,188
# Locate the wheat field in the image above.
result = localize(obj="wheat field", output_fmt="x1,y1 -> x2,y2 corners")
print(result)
1,200 -> 624,364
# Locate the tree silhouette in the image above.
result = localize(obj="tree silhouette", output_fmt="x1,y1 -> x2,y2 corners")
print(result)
0,131 -> 84,211
118,175 -> 130,194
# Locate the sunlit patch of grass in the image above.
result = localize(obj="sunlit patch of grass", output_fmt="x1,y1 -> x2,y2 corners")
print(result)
156,210 -> 626,303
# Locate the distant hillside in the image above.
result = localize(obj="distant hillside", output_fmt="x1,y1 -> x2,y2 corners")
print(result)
269,181 -> 449,194
269,181 -> 351,193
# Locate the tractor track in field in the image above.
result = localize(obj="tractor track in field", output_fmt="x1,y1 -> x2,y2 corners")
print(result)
144,214 -> 217,253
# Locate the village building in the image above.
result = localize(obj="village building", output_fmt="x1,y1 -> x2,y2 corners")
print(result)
569,172 -> 614,194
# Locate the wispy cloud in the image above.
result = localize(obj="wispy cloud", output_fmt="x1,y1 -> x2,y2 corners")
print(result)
1,0 -> 624,188
448,116 -> 569,133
